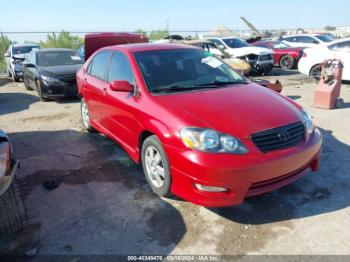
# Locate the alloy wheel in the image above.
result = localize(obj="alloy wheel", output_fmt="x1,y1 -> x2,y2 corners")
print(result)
81,100 -> 90,129
144,146 -> 165,188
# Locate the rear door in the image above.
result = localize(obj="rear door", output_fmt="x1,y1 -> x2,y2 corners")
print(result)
104,51 -> 139,148
83,51 -> 112,126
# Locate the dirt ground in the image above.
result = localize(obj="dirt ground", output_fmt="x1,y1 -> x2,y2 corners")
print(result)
0,70 -> 349,256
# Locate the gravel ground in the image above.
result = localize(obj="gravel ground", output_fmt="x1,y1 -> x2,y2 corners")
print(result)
0,70 -> 349,256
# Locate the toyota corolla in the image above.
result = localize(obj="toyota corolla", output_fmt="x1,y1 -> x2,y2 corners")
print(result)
77,43 -> 322,207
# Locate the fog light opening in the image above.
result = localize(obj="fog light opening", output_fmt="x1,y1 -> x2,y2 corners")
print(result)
194,183 -> 227,192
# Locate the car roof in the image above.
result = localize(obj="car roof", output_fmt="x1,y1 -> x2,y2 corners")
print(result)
100,43 -> 197,53
35,48 -> 76,53
12,43 -> 39,47
205,36 -> 239,40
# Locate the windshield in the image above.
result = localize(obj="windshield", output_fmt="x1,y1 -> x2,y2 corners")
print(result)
12,46 -> 38,55
222,38 -> 250,48
314,35 -> 332,42
37,51 -> 84,66
271,41 -> 291,49
134,49 -> 246,94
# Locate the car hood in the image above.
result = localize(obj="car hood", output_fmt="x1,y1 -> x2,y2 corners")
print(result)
38,64 -> 83,77
12,54 -> 27,60
153,84 -> 303,138
227,46 -> 273,57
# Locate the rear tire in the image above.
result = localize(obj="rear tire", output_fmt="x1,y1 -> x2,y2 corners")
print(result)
279,55 -> 295,70
309,64 -> 322,82
81,98 -> 96,132
141,135 -> 171,197
11,73 -> 19,82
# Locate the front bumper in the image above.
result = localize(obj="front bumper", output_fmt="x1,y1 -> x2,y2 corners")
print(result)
0,159 -> 19,196
165,129 -> 322,207
41,81 -> 78,98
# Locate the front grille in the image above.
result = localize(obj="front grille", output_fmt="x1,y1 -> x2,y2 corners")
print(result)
58,75 -> 77,84
251,122 -> 305,153
260,54 -> 273,61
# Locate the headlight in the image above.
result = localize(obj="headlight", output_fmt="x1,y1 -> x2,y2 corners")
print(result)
180,127 -> 248,154
0,142 -> 11,177
41,75 -> 64,85
302,110 -> 315,136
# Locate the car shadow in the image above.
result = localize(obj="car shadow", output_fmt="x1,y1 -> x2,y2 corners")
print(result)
268,69 -> 300,77
287,95 -> 302,100
209,127 -> 350,225
0,77 -> 12,88
0,92 -> 40,116
2,130 -> 186,255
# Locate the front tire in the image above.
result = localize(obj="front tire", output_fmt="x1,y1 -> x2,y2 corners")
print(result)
141,135 -> 171,197
23,77 -> 33,90
81,98 -> 96,132
279,55 -> 295,70
36,80 -> 49,101
11,72 -> 20,82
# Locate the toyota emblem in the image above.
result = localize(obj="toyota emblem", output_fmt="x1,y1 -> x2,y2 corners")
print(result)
278,130 -> 290,141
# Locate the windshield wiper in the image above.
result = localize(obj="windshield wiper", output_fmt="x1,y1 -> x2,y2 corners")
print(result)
152,85 -> 218,93
197,80 -> 249,86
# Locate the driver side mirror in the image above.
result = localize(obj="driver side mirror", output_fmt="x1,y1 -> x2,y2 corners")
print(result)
4,53 -> 10,58
313,40 -> 320,44
110,80 -> 134,93
218,44 -> 226,50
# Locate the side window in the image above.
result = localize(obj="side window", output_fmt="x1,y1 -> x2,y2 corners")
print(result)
87,60 -> 93,74
284,37 -> 295,42
107,52 -> 134,83
90,51 -> 111,81
293,36 -> 302,43
208,39 -> 224,48
305,36 -> 318,44
255,43 -> 270,49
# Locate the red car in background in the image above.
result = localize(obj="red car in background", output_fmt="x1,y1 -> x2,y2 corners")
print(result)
77,42 -> 322,207
252,41 -> 304,70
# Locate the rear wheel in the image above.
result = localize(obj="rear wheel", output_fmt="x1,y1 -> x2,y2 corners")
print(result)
81,98 -> 96,132
279,55 -> 295,70
309,64 -> 322,81
141,135 -> 171,197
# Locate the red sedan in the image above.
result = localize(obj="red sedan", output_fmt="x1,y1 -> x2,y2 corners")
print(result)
77,43 -> 322,207
252,41 -> 304,70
